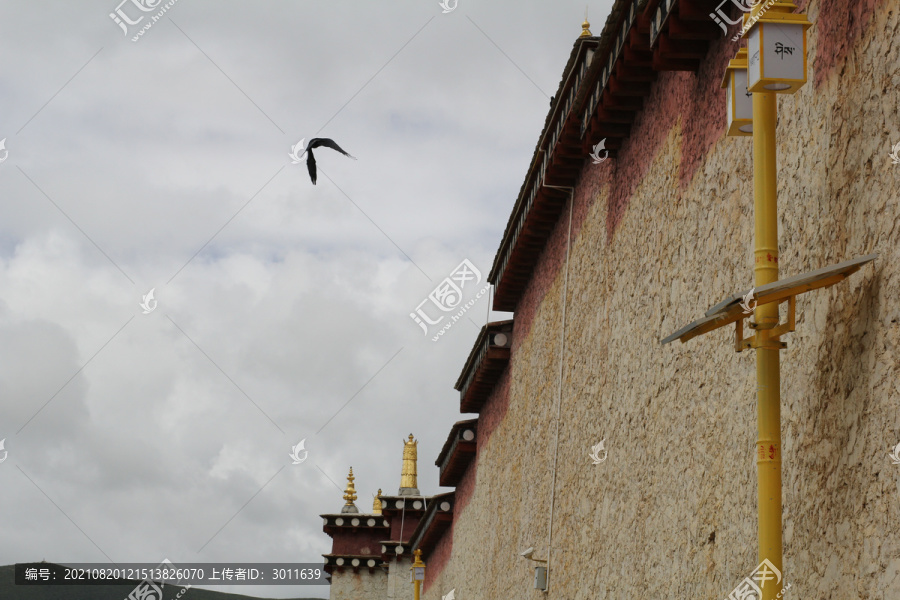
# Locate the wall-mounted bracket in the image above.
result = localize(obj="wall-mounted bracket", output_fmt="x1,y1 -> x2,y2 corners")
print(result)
734,295 -> 796,352
768,294 -> 796,341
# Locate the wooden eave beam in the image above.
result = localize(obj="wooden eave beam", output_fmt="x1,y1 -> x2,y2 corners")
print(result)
668,13 -> 720,40
628,26 -> 652,52
615,61 -> 657,82
659,35 -> 710,59
602,90 -> 643,111
652,46 -> 702,71
678,0 -> 723,21
609,77 -> 653,97
623,42 -> 653,67
593,107 -> 637,124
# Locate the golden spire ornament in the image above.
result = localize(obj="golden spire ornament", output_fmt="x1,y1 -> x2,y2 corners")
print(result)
342,467 -> 359,513
373,489 -> 383,515
580,7 -> 591,37
399,434 -> 420,495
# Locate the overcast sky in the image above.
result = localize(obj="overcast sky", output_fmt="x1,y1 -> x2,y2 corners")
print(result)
0,1 -> 613,597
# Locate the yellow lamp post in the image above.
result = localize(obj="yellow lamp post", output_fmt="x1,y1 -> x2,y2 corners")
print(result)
742,3 -> 809,597
665,4 -> 873,600
410,549 -> 425,600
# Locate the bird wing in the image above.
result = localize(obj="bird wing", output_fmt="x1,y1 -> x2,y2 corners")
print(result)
306,148 -> 317,185
309,138 -> 356,159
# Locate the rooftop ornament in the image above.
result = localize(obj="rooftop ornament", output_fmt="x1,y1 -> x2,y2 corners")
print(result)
373,489 -> 383,515
399,434 -> 420,495
341,467 -> 359,514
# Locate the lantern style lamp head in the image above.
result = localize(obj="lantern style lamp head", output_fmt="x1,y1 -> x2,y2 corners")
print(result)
741,1 -> 812,94
410,549 -> 425,582
721,48 -> 753,136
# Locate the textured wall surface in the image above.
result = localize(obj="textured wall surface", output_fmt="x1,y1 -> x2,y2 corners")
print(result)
328,568 -> 387,600
422,1 -> 900,598
386,557 -> 415,600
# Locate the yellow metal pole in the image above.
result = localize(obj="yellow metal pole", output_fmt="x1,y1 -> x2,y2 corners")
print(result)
412,549 -> 424,600
752,80 -> 783,600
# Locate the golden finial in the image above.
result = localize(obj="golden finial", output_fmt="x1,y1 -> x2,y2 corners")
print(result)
581,7 -> 591,37
373,489 -> 383,515
399,434 -> 420,495
343,467 -> 358,506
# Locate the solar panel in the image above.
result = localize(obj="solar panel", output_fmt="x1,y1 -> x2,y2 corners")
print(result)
661,254 -> 877,345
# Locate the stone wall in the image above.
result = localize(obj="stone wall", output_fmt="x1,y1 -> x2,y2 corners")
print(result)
422,0 -> 900,598
386,557 -> 416,600
328,567 -> 387,600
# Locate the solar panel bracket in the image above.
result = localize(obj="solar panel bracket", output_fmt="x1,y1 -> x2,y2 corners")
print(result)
734,295 -> 796,352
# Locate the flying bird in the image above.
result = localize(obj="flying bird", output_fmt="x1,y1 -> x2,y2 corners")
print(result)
289,137 -> 356,184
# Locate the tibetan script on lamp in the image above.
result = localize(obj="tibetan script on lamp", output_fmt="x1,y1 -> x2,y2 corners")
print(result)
774,41 -> 795,59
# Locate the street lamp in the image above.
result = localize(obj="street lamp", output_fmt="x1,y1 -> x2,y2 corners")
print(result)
663,3 -> 862,600
410,549 -> 425,600
743,1 -> 812,93
721,48 -> 753,136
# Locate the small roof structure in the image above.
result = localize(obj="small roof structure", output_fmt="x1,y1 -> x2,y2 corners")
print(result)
407,492 -> 456,558
435,419 -> 478,487
455,320 -> 513,413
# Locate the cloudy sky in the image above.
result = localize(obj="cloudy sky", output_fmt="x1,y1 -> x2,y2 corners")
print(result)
0,1 -> 613,597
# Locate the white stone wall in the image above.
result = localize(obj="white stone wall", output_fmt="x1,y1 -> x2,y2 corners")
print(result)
328,567 -> 387,600
386,557 -> 416,600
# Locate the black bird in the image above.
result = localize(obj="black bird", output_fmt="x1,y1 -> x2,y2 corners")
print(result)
289,137 -> 357,184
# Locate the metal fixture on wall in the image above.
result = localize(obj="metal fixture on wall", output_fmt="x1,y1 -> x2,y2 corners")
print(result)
519,546 -> 548,591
